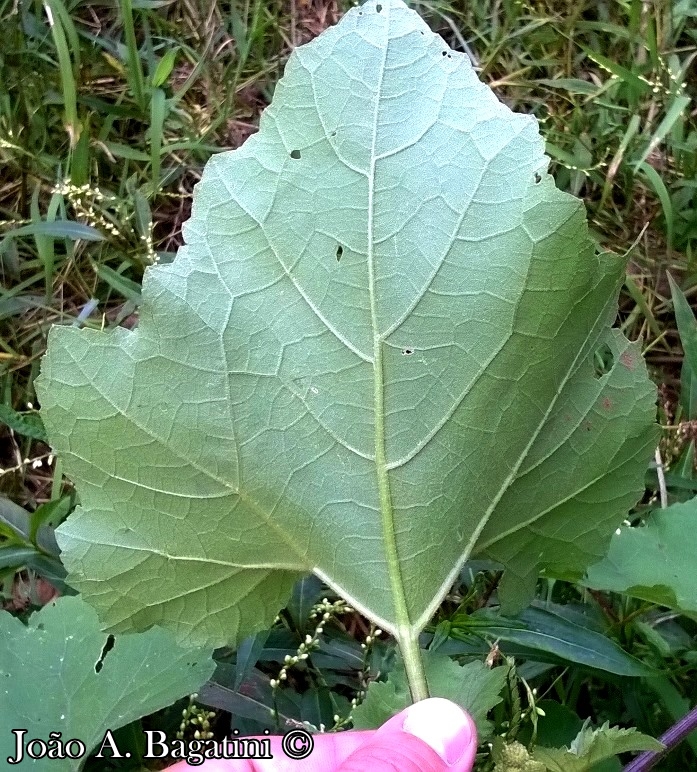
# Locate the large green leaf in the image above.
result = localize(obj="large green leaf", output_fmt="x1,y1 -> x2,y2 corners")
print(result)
0,596 -> 215,770
36,0 -> 656,692
584,498 -> 697,613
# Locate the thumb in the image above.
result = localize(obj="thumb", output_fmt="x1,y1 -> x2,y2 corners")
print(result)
335,698 -> 477,772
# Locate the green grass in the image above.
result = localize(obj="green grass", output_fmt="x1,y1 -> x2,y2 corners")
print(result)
1,0 -> 697,768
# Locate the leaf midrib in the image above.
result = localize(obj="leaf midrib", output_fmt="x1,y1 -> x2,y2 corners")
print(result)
367,4 -> 414,642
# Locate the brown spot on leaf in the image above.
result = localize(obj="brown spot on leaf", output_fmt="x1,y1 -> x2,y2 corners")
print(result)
602,397 -> 612,410
620,350 -> 636,370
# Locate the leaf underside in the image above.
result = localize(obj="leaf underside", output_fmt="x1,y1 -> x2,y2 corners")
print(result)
37,0 -> 656,649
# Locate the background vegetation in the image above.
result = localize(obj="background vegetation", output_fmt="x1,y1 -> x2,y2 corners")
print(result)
1,0 -> 696,769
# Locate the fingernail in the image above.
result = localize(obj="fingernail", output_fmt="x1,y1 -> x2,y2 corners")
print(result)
401,698 -> 476,766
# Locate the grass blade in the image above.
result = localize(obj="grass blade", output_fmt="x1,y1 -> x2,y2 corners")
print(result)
669,273 -> 697,419
149,87 -> 166,193
119,0 -> 146,109
44,0 -> 81,146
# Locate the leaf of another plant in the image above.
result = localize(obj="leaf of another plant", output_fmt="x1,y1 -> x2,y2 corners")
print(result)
646,676 -> 697,760
199,665 -> 300,730
0,496 -> 69,590
0,404 -> 48,441
0,221 -> 103,252
29,497 -> 72,546
452,606 -> 653,676
0,596 -> 215,770
0,495 -> 36,542
532,700 -> 584,748
532,721 -> 663,772
668,274 -> 697,419
233,630 -> 270,689
0,495 -> 61,556
286,574 -> 325,630
584,498 -> 697,613
36,0 -> 656,694
351,651 -> 507,738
